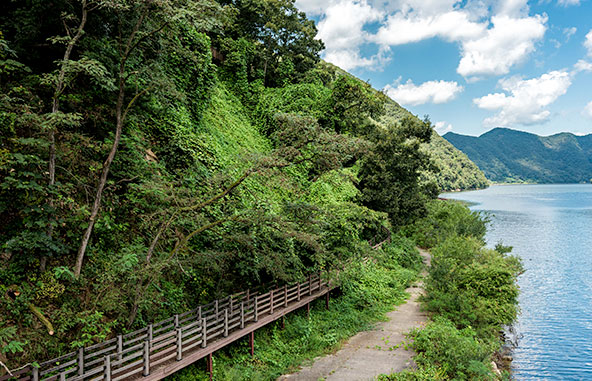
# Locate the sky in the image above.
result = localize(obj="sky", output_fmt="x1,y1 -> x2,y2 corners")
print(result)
294,0 -> 592,137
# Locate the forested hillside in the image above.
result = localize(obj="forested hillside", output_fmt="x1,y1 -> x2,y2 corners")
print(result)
379,100 -> 489,191
0,0 -> 484,368
445,128 -> 592,183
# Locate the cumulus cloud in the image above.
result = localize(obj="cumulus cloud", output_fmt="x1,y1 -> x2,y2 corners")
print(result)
434,121 -> 453,135
299,0 -> 548,77
315,1 -> 384,70
584,101 -> 592,119
384,79 -> 463,106
473,71 -> 572,127
457,14 -> 547,78
585,29 -> 592,56
374,10 -> 485,46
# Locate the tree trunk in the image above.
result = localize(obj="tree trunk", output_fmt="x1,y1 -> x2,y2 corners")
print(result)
74,68 -> 126,278
74,8 -> 148,278
44,0 -> 89,272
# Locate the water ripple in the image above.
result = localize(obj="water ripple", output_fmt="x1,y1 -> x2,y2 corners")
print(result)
442,184 -> 592,380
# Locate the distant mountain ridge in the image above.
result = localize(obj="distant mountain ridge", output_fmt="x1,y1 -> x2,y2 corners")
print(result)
444,128 -> 592,183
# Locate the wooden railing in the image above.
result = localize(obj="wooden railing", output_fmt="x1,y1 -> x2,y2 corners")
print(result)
3,272 -> 331,381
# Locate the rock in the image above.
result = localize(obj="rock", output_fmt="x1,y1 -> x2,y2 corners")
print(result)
491,361 -> 501,376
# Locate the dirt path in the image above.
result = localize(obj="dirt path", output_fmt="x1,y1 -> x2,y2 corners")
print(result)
278,250 -> 431,381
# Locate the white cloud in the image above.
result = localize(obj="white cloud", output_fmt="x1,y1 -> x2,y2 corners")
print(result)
299,0 -> 548,78
585,29 -> 592,57
316,1 -> 385,70
584,101 -> 592,119
384,79 -> 463,106
573,59 -> 592,74
457,14 -> 547,78
473,70 -> 572,127
557,0 -> 580,6
434,121 -> 453,135
375,10 -> 486,46
564,26 -> 577,40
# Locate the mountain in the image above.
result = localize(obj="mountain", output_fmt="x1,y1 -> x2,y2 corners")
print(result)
444,128 -> 592,183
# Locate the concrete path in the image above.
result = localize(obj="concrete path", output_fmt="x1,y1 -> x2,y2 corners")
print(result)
278,250 -> 431,381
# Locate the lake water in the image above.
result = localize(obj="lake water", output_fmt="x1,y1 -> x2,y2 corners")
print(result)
441,184 -> 592,380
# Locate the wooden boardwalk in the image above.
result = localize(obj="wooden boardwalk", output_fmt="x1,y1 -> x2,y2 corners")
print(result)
2,273 -> 332,381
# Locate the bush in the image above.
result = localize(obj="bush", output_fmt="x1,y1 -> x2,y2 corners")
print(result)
411,317 -> 495,380
379,234 -> 423,272
424,235 -> 522,338
339,260 -> 415,310
403,200 -> 487,248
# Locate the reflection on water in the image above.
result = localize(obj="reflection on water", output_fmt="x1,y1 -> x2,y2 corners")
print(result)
442,184 -> 592,380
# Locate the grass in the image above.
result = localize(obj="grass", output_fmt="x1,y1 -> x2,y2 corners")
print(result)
166,257 -> 420,381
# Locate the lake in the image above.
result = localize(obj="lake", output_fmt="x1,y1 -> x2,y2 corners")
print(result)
441,184 -> 592,380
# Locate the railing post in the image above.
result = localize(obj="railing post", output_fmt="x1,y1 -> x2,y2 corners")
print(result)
224,309 -> 229,337
198,306 -> 202,321
201,318 -> 207,348
240,302 -> 245,329
318,271 -> 322,291
270,290 -> 274,314
104,355 -> 111,381
148,324 -> 153,349
254,296 -> 258,322
142,340 -> 150,376
284,285 -> 288,307
176,328 -> 183,361
60,372 -> 66,381
297,283 -> 301,301
215,300 -> 219,320
77,347 -> 84,376
230,297 -> 234,316
174,314 -> 179,328
117,334 -> 123,362
308,274 -> 312,295
32,366 -> 39,381
246,288 -> 250,301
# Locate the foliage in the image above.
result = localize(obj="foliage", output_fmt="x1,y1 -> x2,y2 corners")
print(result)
0,0 -> 477,370
357,116 -> 436,228
169,239 -> 422,381
445,128 -> 592,184
402,199 -> 487,248
380,100 -> 488,192
387,200 -> 522,380
409,317 -> 496,380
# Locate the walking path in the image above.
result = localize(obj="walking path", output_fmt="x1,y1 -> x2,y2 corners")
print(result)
279,250 -> 431,381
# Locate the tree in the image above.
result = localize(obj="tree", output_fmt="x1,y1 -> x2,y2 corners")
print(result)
217,0 -> 324,86
74,0 -> 224,277
357,116 -> 437,227
321,75 -> 386,135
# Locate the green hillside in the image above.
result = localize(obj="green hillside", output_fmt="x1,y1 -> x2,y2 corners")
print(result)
445,128 -> 592,183
0,0 -> 488,370
379,100 -> 489,191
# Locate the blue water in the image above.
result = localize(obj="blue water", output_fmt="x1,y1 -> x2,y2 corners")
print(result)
441,184 -> 592,380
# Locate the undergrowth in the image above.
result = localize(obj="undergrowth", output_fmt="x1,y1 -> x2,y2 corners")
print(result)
167,238 -> 422,381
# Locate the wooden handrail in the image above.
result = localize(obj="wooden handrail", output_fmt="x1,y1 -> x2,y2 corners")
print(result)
3,272 -> 332,381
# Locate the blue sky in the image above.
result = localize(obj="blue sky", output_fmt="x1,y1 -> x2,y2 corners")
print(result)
295,0 -> 592,137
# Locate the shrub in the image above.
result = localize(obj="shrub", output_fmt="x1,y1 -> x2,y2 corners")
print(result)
410,317 -> 495,380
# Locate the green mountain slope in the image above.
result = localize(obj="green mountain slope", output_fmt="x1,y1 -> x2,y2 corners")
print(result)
444,128 -> 592,183
379,100 -> 489,191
